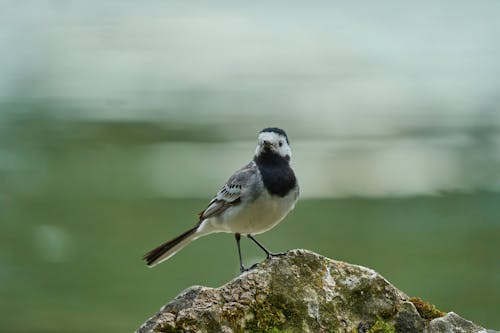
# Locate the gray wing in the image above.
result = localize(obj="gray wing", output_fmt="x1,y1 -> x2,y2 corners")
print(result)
198,161 -> 258,221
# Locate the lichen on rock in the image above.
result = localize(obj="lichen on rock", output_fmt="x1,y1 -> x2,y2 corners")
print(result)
136,249 -> 496,333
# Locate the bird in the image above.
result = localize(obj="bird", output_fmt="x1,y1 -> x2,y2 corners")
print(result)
143,127 -> 299,272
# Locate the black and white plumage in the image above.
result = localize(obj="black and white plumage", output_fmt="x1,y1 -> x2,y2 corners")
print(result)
143,127 -> 299,271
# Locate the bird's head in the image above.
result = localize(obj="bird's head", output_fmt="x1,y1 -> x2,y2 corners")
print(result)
255,127 -> 292,161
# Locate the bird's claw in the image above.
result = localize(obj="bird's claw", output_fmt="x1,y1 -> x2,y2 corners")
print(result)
266,251 -> 287,260
240,262 -> 260,273
239,251 -> 288,273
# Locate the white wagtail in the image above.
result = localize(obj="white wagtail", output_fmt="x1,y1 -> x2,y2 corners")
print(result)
143,127 -> 299,272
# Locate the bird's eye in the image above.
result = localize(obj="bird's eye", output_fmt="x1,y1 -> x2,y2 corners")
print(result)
279,141 -> 283,147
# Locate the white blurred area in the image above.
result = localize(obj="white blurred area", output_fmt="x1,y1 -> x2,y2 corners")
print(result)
145,137 -> 500,198
1,1 -> 500,198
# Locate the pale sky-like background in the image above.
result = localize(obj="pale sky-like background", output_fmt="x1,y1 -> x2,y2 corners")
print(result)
1,0 -> 499,198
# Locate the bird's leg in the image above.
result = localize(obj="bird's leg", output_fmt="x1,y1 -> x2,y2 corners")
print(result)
235,233 -> 245,273
247,234 -> 287,259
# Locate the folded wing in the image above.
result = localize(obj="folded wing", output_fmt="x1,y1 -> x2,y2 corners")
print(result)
198,161 -> 257,221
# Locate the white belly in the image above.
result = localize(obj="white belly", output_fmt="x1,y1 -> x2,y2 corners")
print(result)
207,190 -> 297,235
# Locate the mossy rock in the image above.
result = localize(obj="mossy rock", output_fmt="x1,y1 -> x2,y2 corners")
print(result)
136,249 -> 493,333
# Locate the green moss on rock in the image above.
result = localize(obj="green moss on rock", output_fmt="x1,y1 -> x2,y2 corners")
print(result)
244,293 -> 305,332
409,297 -> 446,320
367,317 -> 396,333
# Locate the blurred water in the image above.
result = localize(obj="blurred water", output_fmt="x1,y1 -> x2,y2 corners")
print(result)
1,1 -> 500,332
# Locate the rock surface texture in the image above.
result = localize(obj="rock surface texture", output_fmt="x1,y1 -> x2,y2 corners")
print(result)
136,249 -> 497,333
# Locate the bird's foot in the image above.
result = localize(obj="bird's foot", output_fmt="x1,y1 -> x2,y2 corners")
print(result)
266,251 -> 288,260
239,251 -> 289,273
240,262 -> 260,273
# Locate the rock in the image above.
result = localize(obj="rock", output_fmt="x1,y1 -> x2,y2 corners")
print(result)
136,249 -> 497,333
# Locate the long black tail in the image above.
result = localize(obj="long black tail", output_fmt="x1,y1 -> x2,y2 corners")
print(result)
143,226 -> 199,267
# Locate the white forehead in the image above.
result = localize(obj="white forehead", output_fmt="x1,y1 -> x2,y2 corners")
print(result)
258,131 -> 287,143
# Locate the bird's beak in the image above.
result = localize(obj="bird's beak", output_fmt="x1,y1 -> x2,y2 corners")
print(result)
263,140 -> 272,150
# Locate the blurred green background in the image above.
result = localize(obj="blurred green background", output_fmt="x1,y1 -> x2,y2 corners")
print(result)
1,1 -> 499,332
